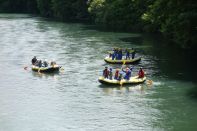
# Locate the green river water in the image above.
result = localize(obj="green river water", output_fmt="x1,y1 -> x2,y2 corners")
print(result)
0,14 -> 197,131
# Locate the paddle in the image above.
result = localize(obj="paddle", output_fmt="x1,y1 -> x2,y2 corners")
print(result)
146,79 -> 153,86
24,64 -> 33,70
24,66 -> 28,70
59,66 -> 65,73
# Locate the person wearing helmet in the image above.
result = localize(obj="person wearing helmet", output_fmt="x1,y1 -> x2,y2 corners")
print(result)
109,68 -> 113,80
38,60 -> 42,67
122,67 -> 131,80
103,67 -> 109,79
113,48 -> 117,60
43,59 -> 48,67
114,69 -> 120,80
138,67 -> 145,78
50,59 -> 56,67
31,56 -> 37,65
125,49 -> 130,60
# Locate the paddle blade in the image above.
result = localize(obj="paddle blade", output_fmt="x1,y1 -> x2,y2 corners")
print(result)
24,66 -> 28,70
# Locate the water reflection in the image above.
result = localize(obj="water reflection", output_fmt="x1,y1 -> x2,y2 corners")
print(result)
99,83 -> 153,95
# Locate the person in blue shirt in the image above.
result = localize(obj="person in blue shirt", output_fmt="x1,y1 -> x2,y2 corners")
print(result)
112,53 -> 115,60
122,67 -> 131,80
125,49 -> 130,60
109,68 -> 113,80
112,48 -> 117,60
129,66 -> 133,77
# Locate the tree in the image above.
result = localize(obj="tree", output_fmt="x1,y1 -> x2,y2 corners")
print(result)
37,0 -> 53,17
51,0 -> 89,21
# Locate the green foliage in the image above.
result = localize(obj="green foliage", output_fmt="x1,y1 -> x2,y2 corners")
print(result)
88,0 -> 197,48
37,0 -> 53,17
51,0 -> 89,21
0,0 -> 38,13
144,0 -> 197,48
88,0 -> 152,31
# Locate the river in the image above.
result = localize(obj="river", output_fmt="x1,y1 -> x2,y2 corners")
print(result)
0,14 -> 197,131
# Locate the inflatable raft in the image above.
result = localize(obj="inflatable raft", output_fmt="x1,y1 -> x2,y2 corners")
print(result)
32,65 -> 61,73
98,76 -> 146,85
104,56 -> 141,64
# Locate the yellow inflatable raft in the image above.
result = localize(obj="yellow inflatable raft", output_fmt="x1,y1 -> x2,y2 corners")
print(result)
32,65 -> 60,73
104,56 -> 141,64
98,76 -> 146,85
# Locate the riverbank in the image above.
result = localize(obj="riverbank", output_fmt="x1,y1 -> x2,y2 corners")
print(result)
1,0 -> 196,50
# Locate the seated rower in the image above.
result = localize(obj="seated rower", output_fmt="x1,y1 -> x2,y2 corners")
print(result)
125,49 -> 130,60
114,69 -> 119,80
103,67 -> 109,79
109,68 -> 113,80
138,67 -> 145,78
129,66 -> 133,77
31,56 -> 37,65
34,60 -> 42,67
38,60 -> 42,67
122,67 -> 131,80
43,59 -> 48,67
50,60 -> 56,67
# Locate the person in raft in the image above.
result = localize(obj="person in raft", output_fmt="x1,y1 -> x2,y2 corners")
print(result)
32,56 -> 37,65
138,67 -> 145,78
43,59 -> 48,67
116,48 -> 122,60
111,48 -> 116,60
38,60 -> 42,67
122,67 -> 131,80
103,67 -> 109,79
109,68 -> 113,80
131,49 -> 136,59
114,69 -> 119,80
125,49 -> 130,60
50,60 -> 57,67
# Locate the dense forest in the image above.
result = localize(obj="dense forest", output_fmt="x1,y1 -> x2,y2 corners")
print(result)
0,0 -> 196,49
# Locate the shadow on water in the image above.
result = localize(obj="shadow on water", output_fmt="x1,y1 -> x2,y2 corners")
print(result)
119,36 -> 143,45
187,86 -> 197,100
98,83 -> 151,95
81,24 -> 144,35
31,70 -> 61,78
98,82 -> 150,90
98,83 -> 121,88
